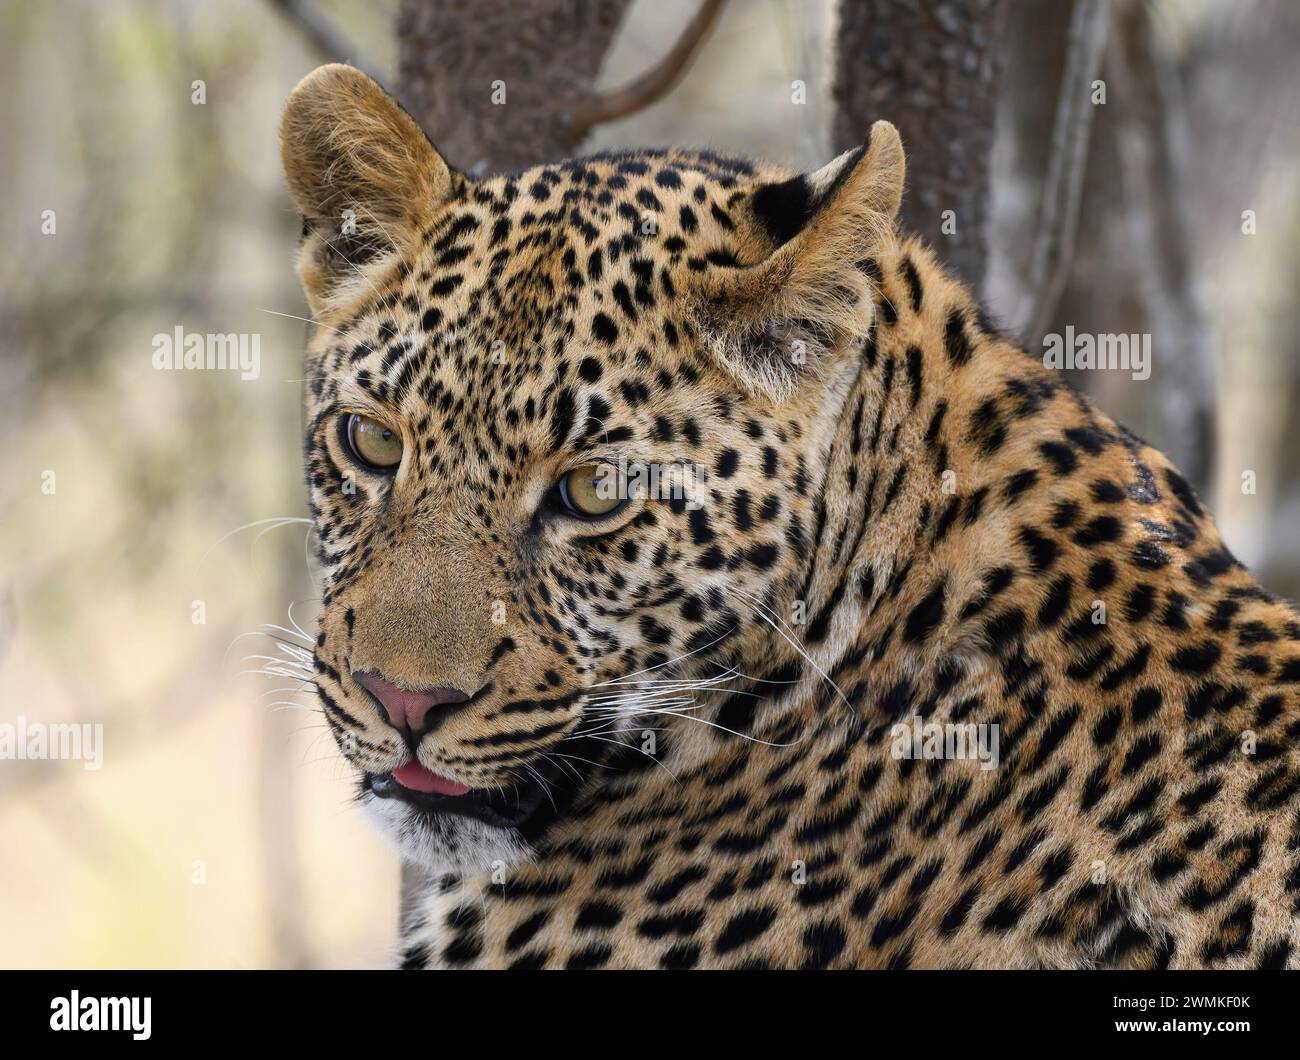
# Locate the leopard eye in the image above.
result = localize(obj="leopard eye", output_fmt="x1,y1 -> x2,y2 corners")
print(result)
343,414 -> 403,471
559,463 -> 624,518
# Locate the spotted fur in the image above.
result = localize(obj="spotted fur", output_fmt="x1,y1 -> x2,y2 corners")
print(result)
281,65 -> 1300,969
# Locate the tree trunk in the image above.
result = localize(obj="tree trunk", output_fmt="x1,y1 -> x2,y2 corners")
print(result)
395,0 -> 635,173
833,0 -> 1007,293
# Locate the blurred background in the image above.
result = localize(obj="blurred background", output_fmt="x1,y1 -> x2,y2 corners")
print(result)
0,0 -> 1296,968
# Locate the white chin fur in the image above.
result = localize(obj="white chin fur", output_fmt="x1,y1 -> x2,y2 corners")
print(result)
362,791 -> 531,875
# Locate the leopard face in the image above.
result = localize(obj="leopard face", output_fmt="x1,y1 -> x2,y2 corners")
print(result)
280,66 -> 904,873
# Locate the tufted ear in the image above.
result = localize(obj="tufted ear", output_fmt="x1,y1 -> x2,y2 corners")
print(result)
280,63 -> 460,317
695,121 -> 904,402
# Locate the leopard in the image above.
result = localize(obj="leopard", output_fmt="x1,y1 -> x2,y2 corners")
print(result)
279,63 -> 1300,969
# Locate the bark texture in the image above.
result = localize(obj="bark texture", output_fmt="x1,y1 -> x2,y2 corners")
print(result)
833,0 -> 1007,292
395,0 -> 635,173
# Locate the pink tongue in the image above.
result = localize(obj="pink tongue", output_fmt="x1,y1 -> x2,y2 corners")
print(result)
393,760 -> 471,797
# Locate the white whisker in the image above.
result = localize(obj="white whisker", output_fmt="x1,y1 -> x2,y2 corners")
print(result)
729,586 -> 853,715
202,515 -> 313,564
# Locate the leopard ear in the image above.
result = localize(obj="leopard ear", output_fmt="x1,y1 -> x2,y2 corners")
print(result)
280,63 -> 459,317
695,121 -> 904,402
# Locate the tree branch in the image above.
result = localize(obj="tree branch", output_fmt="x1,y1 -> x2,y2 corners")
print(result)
268,0 -> 384,83
1105,0 -> 1216,491
1019,0 -> 1109,345
567,0 -> 727,136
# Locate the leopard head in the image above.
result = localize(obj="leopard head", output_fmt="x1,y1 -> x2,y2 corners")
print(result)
279,64 -> 904,873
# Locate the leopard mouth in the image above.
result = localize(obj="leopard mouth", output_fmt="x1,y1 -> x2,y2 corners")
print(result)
363,754 -> 577,837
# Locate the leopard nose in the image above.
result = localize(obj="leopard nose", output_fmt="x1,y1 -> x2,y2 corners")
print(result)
352,671 -> 472,738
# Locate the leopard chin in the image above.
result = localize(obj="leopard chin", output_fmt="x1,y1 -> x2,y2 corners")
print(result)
361,787 -> 531,876
357,752 -> 584,874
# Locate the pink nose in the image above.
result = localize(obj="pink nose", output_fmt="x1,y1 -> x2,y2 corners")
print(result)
352,671 -> 472,736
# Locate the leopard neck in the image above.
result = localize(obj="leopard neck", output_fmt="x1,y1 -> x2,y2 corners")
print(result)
772,231 -> 1080,704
